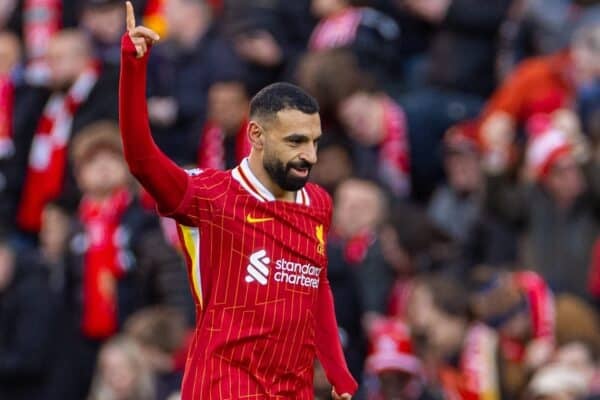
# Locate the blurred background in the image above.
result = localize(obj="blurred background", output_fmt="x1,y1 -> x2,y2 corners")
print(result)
0,0 -> 599,399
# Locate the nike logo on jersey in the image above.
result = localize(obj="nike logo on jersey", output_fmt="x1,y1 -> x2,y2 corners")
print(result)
246,215 -> 274,224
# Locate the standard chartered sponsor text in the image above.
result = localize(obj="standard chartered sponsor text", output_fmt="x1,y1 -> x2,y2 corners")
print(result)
274,258 -> 321,288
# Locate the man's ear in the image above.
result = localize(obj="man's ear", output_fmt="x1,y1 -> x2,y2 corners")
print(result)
248,120 -> 265,150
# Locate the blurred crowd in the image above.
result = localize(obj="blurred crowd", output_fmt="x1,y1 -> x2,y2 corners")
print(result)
0,0 -> 599,399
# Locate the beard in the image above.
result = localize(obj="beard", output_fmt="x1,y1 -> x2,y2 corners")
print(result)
263,154 -> 312,192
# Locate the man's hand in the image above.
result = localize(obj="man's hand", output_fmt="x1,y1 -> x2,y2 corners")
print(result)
332,389 -> 352,400
125,1 -> 160,58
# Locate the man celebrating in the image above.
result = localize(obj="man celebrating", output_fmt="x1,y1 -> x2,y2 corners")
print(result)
119,2 -> 357,399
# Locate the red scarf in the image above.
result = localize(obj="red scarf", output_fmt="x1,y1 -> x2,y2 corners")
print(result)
379,97 -> 411,197
24,0 -> 62,60
0,74 -> 14,159
343,230 -> 375,265
309,7 -> 362,51
500,271 -> 555,362
197,119 -> 251,170
440,323 -> 500,400
17,64 -> 99,232
588,237 -> 600,298
79,189 -> 131,339
387,278 -> 414,320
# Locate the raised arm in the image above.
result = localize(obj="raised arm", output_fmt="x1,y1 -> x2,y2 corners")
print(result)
119,1 -> 188,214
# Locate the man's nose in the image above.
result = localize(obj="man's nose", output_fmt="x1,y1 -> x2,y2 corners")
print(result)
301,144 -> 318,165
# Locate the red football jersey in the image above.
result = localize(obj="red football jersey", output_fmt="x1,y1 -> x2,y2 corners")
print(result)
168,159 -> 337,399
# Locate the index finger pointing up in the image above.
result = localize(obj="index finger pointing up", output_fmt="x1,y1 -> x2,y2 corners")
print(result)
126,1 -> 136,32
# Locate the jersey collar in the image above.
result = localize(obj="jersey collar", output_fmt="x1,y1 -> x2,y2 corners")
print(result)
232,158 -> 310,206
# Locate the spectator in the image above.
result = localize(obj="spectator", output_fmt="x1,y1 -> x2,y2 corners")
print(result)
0,237 -> 57,400
197,78 -> 251,170
299,50 -> 411,197
407,274 -> 502,399
223,0 -> 314,94
428,121 -> 484,243
395,0 -> 512,199
61,121 -> 193,397
124,307 -> 189,400
328,178 -> 390,378
479,11 -> 600,171
331,178 -> 388,317
469,266 -> 556,397
486,120 -> 600,301
147,0 -> 242,164
12,29 -> 119,233
80,0 -> 126,65
309,0 -> 401,84
364,317 -> 443,400
310,135 -> 354,195
87,335 -> 156,400
382,203 -> 456,319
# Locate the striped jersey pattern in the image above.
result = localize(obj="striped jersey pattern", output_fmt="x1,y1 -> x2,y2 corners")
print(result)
167,159 -> 333,399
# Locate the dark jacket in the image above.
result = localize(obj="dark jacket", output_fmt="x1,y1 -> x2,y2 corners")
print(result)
147,25 -> 242,164
485,163 -> 600,300
65,199 -> 194,327
0,253 -> 56,400
427,0 -> 512,97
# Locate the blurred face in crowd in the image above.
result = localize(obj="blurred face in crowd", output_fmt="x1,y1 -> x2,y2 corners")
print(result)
76,149 -> 129,198
310,144 -> 352,194
0,244 -> 15,292
0,31 -> 21,75
82,3 -> 124,45
47,31 -> 91,90
407,283 -> 466,360
99,344 -> 138,399
208,82 -> 248,136
338,93 -> 385,146
254,109 -> 321,191
165,0 -> 210,42
312,0 -> 348,18
542,154 -> 585,208
378,370 -> 413,400
572,24 -> 600,85
444,148 -> 482,194
40,204 -> 70,263
379,224 -> 412,274
333,179 -> 384,238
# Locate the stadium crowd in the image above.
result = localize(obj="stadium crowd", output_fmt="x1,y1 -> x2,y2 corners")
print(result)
0,0 -> 599,399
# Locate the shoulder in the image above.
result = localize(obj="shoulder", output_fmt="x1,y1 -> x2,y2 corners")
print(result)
305,183 -> 333,210
184,168 -> 234,198
185,167 -> 229,183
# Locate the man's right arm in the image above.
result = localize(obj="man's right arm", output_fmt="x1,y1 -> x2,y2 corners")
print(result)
119,3 -> 188,214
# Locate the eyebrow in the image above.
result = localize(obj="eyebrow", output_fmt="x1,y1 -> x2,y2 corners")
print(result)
283,133 -> 321,143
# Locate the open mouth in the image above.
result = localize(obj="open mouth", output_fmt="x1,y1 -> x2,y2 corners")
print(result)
290,167 -> 310,177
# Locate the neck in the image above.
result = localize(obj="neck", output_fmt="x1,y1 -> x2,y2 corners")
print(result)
247,152 -> 296,202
